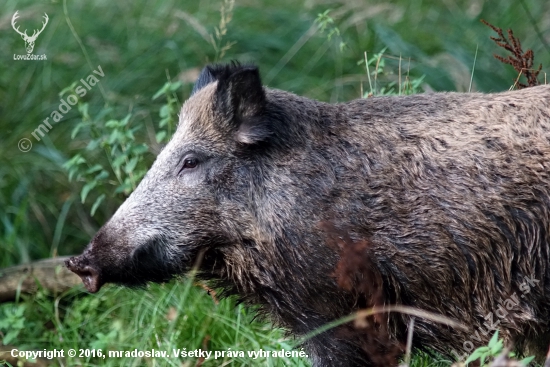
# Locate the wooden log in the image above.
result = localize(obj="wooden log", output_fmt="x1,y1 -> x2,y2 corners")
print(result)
0,256 -> 81,303
0,345 -> 51,366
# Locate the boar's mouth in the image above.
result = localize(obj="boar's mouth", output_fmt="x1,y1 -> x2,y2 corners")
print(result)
65,257 -> 104,293
66,235 -> 191,293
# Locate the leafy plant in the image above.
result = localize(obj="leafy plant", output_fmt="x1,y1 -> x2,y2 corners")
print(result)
358,48 -> 425,97
464,331 -> 535,366
62,80 -> 181,216
0,303 -> 26,345
152,80 -> 182,144
315,10 -> 346,52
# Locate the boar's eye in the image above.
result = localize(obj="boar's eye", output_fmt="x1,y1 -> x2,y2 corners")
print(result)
183,157 -> 198,169
178,155 -> 199,174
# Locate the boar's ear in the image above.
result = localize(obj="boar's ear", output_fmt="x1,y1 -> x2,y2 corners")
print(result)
191,66 -> 217,95
216,66 -> 271,145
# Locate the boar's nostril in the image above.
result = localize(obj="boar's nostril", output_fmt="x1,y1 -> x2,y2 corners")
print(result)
65,257 -> 103,293
79,266 -> 102,293
65,257 -> 78,271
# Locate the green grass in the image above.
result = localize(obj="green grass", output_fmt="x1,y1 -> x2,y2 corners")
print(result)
1,0 -> 549,365
1,280 -> 310,366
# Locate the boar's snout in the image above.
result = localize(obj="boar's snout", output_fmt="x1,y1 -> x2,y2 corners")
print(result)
66,256 -> 103,293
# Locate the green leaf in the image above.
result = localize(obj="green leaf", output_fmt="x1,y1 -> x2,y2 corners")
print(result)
124,157 -> 139,174
71,122 -> 86,139
487,331 -> 503,356
109,145 -> 120,158
108,129 -> 122,145
106,119 -> 120,128
169,81 -> 182,91
3,329 -> 19,345
112,154 -> 128,169
156,130 -> 167,143
464,347 -> 489,365
63,154 -> 86,169
59,81 -> 78,97
90,194 -> 106,216
520,356 -> 535,366
67,168 -> 78,182
160,104 -> 171,118
134,169 -> 147,182
120,114 -> 131,127
64,155 -> 87,181
78,102 -> 89,117
114,185 -> 127,194
490,339 -> 503,356
125,129 -> 135,140
152,82 -> 170,100
86,139 -> 101,151
488,330 -> 499,348
81,181 -> 97,203
95,170 -> 109,181
115,182 -> 133,195
131,144 -> 149,155
159,117 -> 170,128
339,41 -> 346,52
86,164 -> 103,175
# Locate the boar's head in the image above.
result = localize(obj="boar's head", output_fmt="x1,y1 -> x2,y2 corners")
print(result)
66,63 -> 302,293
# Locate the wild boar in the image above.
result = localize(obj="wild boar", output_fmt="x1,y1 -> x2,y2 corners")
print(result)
67,62 -> 550,366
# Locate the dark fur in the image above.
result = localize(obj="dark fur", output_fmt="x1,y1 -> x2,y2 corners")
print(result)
67,63 -> 550,366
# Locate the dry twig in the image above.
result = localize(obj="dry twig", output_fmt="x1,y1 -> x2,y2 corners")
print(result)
481,19 -> 542,89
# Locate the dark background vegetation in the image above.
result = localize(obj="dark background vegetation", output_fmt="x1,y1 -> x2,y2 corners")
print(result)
1,0 -> 549,366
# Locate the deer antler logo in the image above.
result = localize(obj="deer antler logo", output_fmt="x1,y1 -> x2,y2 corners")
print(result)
11,11 -> 49,54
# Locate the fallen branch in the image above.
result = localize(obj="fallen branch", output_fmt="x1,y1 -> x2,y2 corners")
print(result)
0,345 -> 53,367
0,256 -> 80,303
0,345 -> 52,366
